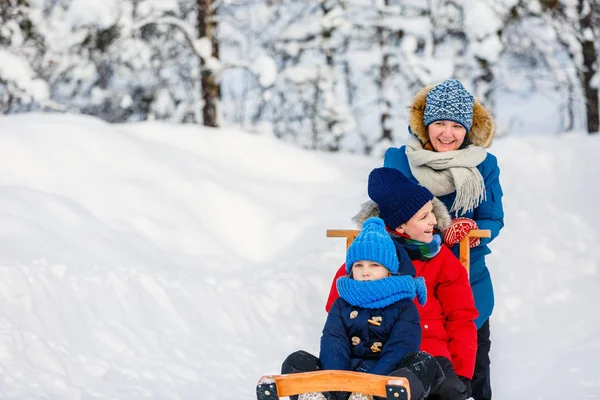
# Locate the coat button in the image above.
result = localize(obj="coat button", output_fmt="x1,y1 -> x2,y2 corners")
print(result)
370,342 -> 382,353
351,336 -> 361,346
350,311 -> 358,319
424,324 -> 428,329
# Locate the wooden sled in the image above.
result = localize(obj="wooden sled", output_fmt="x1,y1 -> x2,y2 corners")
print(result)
255,227 -> 492,399
256,370 -> 410,400
326,229 -> 491,277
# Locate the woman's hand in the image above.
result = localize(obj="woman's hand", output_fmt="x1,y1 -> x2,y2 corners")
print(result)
443,217 -> 481,248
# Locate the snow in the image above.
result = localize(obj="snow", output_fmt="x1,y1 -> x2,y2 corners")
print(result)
281,14 -> 322,41
251,55 -> 279,87
67,0 -> 120,29
136,0 -> 180,18
151,89 -> 175,119
195,37 -> 214,61
464,3 -> 502,38
472,35 -> 503,63
281,66 -> 318,84
0,113 -> 599,399
0,50 -> 50,103
591,72 -> 599,90
392,16 -> 432,37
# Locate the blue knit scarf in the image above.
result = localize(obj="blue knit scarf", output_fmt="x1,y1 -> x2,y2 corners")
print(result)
395,233 -> 442,261
336,275 -> 427,309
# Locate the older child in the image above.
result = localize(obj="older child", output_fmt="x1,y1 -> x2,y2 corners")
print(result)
282,217 -> 444,400
326,167 -> 479,400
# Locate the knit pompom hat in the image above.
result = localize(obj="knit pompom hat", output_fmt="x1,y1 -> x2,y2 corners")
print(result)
346,217 -> 398,274
423,79 -> 474,132
367,167 -> 434,230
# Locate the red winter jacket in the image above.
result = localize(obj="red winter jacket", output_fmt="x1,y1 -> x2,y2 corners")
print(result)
326,245 -> 478,378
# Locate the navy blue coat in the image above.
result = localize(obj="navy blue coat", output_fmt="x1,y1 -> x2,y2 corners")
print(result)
384,146 -> 504,328
320,297 -> 421,376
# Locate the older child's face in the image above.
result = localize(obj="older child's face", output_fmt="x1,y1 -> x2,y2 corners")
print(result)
395,201 -> 437,243
351,261 -> 389,281
428,120 -> 467,152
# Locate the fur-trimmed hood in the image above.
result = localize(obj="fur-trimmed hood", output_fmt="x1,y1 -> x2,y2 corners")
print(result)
408,84 -> 495,149
352,197 -> 452,234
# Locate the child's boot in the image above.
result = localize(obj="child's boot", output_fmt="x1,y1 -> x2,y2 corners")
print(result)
347,393 -> 373,400
390,351 -> 445,400
298,392 -> 326,400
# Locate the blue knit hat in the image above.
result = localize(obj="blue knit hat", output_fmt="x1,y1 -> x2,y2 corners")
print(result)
367,167 -> 434,230
423,79 -> 474,132
346,217 -> 398,274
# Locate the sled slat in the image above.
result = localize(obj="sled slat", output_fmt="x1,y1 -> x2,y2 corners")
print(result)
326,230 -> 359,250
326,228 -> 491,274
256,370 -> 410,398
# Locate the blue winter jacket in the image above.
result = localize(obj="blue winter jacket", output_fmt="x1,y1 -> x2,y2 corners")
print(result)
384,146 -> 504,328
320,297 -> 421,376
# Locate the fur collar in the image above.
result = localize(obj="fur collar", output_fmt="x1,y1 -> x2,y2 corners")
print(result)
352,197 -> 452,233
408,85 -> 495,149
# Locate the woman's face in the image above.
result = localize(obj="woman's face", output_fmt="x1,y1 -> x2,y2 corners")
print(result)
395,201 -> 437,243
427,120 -> 467,152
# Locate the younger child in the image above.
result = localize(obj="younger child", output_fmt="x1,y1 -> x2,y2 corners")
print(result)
326,167 -> 479,400
282,217 -> 444,400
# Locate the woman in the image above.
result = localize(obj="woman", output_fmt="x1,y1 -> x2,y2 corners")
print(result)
384,79 -> 504,400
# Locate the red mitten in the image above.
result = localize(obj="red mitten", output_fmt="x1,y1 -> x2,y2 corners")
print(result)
443,217 -> 480,248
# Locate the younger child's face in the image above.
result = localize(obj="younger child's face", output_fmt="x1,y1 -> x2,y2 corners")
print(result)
395,201 -> 437,243
351,260 -> 389,281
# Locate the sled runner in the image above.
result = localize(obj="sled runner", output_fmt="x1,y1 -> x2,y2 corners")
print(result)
256,370 -> 410,400
326,229 -> 491,277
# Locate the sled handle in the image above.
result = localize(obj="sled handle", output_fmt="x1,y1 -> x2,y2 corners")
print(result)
326,230 -> 359,250
459,230 -> 491,278
256,370 -> 410,399
326,229 -> 491,276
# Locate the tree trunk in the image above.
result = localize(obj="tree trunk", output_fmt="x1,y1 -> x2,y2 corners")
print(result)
377,2 -> 392,142
321,2 -> 335,68
197,0 -> 220,127
320,3 -> 335,138
578,0 -> 599,134
378,50 -> 392,142
342,37 -> 355,107
311,66 -> 322,150
474,57 -> 495,114
564,78 -> 575,131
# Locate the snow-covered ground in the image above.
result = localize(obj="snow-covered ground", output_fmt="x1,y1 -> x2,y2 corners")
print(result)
0,113 -> 598,399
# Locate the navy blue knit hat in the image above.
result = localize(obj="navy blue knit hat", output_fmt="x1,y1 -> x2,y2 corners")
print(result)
423,79 -> 474,132
346,217 -> 398,274
368,167 -> 434,230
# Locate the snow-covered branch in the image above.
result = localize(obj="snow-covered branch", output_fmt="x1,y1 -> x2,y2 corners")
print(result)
132,15 -> 221,70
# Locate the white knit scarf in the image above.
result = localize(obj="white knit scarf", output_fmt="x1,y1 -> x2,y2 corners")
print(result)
405,136 -> 487,216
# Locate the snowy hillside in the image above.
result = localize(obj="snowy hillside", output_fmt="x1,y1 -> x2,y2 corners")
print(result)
0,113 -> 598,400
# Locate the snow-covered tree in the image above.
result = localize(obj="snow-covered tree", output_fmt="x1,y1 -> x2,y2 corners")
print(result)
257,0 -> 357,151
0,0 -> 53,113
538,0 -> 599,134
196,0 -> 220,127
2,0 -> 597,148
494,0 -> 599,133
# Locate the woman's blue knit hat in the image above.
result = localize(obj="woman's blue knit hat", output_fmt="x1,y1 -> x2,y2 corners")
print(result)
368,167 -> 434,230
423,79 -> 474,132
346,217 -> 398,274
